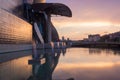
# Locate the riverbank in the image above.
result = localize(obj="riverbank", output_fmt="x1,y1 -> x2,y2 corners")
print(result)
0,50 -> 32,63
71,42 -> 120,48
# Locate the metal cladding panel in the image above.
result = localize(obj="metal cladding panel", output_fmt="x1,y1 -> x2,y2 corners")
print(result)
32,3 -> 72,17
0,0 -> 23,17
34,0 -> 46,3
0,8 -> 32,44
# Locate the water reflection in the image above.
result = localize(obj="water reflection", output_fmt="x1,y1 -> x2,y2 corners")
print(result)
0,55 -> 32,80
89,48 -> 120,55
0,47 -> 68,80
27,48 -> 66,80
53,48 -> 120,80
1,48 -> 120,80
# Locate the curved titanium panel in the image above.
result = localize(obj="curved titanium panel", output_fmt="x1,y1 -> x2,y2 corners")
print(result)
51,22 -> 59,42
0,8 -> 32,44
32,3 -> 72,17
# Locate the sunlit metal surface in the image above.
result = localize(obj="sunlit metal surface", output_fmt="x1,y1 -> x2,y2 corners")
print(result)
0,8 -> 32,44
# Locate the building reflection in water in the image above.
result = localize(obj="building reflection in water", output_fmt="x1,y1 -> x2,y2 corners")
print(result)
89,48 -> 102,54
89,48 -> 120,55
27,48 -> 66,80
53,48 -> 120,80
1,48 -> 120,80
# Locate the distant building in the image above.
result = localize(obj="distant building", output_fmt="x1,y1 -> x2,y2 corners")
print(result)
83,38 -> 89,42
61,36 -> 65,41
88,34 -> 100,42
109,31 -> 120,42
109,32 -> 120,39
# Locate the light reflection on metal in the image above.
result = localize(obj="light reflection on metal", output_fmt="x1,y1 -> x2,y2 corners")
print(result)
34,0 -> 46,3
33,22 -> 44,44
0,8 -> 32,44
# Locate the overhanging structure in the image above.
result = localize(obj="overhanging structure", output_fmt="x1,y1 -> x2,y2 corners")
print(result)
30,3 -> 72,43
32,3 -> 72,17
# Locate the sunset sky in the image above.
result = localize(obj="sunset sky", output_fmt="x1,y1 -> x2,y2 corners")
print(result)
47,0 -> 120,40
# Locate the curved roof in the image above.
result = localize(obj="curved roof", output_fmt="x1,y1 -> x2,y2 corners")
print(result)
32,3 -> 72,17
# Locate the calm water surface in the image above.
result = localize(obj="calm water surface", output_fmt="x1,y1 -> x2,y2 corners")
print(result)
0,48 -> 120,80
53,48 -> 120,80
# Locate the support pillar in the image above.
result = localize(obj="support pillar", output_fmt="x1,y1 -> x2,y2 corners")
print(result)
48,16 -> 52,42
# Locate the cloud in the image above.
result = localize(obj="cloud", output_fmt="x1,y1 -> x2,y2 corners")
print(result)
49,0 -> 120,39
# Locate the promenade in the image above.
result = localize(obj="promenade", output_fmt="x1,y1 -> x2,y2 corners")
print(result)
71,42 -> 120,48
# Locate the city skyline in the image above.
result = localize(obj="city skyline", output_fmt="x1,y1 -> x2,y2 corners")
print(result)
47,0 -> 120,40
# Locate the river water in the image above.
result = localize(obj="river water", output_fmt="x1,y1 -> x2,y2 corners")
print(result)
0,48 -> 120,80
